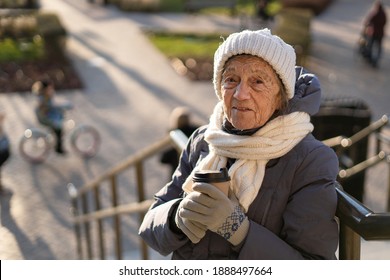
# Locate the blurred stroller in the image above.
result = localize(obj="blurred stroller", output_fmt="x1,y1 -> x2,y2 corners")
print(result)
357,26 -> 371,61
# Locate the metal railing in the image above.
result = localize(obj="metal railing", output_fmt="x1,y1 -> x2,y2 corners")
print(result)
67,129 -> 188,260
323,114 -> 390,212
336,182 -> 390,259
68,117 -> 390,260
325,114 -> 390,259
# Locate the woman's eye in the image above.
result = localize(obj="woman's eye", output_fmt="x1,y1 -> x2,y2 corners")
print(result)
255,79 -> 263,85
224,77 -> 235,82
252,78 -> 264,90
223,77 -> 238,88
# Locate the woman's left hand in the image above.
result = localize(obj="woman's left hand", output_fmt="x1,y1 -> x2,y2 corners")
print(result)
180,183 -> 250,245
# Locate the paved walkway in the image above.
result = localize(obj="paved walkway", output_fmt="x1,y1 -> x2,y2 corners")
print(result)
1,0 -> 390,260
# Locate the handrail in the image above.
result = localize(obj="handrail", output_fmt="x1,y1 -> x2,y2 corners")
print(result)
76,134 -> 173,196
169,129 -> 190,152
68,124 -> 390,260
323,114 -> 388,148
335,182 -> 390,240
340,114 -> 388,148
68,129 -> 189,260
69,196 -> 154,224
70,130 -> 189,224
338,151 -> 387,179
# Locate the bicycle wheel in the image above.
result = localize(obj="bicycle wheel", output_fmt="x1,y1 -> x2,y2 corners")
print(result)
70,124 -> 100,158
19,128 -> 52,163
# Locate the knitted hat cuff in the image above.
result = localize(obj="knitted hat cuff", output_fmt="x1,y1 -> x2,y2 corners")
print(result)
213,29 -> 296,100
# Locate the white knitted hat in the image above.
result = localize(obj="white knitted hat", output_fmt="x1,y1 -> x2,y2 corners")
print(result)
213,29 -> 296,100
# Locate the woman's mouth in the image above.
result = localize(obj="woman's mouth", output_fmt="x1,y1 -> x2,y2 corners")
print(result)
233,106 -> 252,112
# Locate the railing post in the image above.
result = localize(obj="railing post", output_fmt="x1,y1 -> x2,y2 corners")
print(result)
387,155 -> 390,212
67,183 -> 83,259
136,161 -> 149,260
81,192 -> 93,259
94,185 -> 105,259
339,223 -> 361,260
110,175 -> 122,259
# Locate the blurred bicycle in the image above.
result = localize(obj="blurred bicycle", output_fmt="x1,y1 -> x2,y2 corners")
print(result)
19,80 -> 100,164
19,111 -> 101,164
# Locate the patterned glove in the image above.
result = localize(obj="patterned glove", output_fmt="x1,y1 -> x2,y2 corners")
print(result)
179,183 -> 250,246
175,193 -> 208,244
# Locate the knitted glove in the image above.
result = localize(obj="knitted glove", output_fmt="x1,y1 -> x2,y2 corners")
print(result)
175,193 -> 208,244
180,183 -> 250,246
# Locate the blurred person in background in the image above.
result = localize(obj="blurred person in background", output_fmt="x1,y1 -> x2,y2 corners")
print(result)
362,0 -> 387,67
160,107 -> 199,177
32,80 -> 71,154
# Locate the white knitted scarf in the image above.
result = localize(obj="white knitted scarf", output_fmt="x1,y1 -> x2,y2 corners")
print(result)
182,102 -> 314,212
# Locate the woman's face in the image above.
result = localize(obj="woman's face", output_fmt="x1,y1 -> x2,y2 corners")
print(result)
221,55 -> 282,130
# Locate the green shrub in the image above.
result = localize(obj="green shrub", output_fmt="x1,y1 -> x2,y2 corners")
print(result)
159,0 -> 183,12
117,0 -> 160,12
0,0 -> 39,9
0,39 -> 20,61
36,13 -> 67,38
0,12 -> 66,39
0,11 -> 66,62
0,35 -> 44,62
0,14 -> 37,39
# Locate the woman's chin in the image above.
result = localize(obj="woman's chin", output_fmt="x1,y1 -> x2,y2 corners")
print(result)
230,113 -> 256,130
231,121 -> 253,131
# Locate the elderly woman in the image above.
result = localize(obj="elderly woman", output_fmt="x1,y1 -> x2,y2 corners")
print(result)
139,29 -> 339,259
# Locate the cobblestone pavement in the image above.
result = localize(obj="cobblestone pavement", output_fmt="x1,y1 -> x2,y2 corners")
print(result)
0,0 -> 390,260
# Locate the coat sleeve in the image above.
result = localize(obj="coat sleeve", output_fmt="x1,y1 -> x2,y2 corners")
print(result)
138,127 -> 205,256
237,144 -> 339,259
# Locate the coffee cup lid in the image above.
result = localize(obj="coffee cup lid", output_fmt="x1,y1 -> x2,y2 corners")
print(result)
193,168 -> 230,183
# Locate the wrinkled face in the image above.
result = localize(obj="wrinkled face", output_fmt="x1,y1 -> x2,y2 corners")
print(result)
221,55 -> 282,130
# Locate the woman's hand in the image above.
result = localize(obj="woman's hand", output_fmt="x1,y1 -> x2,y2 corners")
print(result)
179,183 -> 250,245
175,193 -> 208,244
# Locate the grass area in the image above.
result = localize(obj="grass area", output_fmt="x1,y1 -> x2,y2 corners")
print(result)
115,0 -> 256,13
0,11 -> 81,92
144,2 -> 282,60
143,1 -> 311,78
147,32 -> 223,59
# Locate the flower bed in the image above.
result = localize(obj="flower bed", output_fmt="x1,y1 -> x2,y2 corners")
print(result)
0,11 -> 82,93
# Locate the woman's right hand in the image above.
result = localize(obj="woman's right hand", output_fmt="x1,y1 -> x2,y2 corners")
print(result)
175,192 -> 208,243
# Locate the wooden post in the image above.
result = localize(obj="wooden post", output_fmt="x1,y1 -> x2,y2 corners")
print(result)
94,185 -> 105,259
136,161 -> 149,260
82,193 -> 93,259
110,176 -> 122,259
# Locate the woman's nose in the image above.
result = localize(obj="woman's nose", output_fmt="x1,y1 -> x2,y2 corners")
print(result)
233,83 -> 251,100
